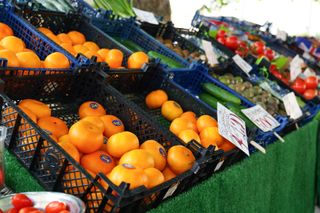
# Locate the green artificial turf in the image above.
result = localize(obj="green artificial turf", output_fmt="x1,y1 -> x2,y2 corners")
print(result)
150,120 -> 318,213
4,150 -> 43,192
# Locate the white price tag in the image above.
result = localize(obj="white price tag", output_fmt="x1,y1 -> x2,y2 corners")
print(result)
163,182 -> 179,200
201,40 -> 218,65
276,29 -> 287,41
303,68 -> 316,78
133,8 -> 159,25
290,55 -> 304,81
217,103 -> 249,156
282,92 -> 303,120
241,105 -> 280,132
232,54 -> 252,75
214,160 -> 224,172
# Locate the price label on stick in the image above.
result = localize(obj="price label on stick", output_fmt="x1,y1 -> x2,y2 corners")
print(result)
202,40 -> 218,65
232,54 -> 252,75
282,92 -> 303,120
241,105 -> 280,132
290,55 -> 304,81
133,8 -> 159,25
276,29 -> 287,41
217,103 -> 250,156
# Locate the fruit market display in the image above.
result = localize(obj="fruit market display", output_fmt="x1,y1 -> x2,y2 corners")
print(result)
37,27 -> 149,69
145,89 -> 236,152
0,23 -> 70,69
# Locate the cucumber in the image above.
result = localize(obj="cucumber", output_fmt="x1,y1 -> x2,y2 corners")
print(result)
148,51 -> 184,68
199,93 -> 219,109
112,37 -> 144,52
202,83 -> 241,105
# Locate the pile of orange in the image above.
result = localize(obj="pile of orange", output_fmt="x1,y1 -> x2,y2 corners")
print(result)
37,27 -> 149,69
145,90 -> 236,152
0,22 -> 70,69
17,99 -> 196,191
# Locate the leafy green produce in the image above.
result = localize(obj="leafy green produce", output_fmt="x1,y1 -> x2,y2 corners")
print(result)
93,0 -> 136,17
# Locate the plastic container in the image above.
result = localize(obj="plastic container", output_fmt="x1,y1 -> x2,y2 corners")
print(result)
0,3 -> 80,68
14,6 -> 132,66
0,64 -> 220,212
90,15 -> 191,68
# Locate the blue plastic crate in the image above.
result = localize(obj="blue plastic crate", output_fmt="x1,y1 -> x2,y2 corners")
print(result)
164,63 -> 289,150
0,3 -> 80,68
90,17 -> 191,68
14,6 -> 133,66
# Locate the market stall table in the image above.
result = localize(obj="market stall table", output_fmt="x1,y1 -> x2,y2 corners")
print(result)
3,120 -> 320,213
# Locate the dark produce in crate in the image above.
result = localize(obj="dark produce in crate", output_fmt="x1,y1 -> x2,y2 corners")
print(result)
0,64 -> 221,212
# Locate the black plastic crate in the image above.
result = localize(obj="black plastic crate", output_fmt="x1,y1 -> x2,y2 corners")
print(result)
105,63 -> 245,171
13,5 -> 132,66
0,65 -> 220,212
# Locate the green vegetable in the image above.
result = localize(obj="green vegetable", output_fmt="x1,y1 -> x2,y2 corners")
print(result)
94,0 -> 136,17
113,38 -> 144,52
147,51 -> 184,68
296,96 -> 306,108
202,83 -> 241,105
199,93 -> 219,109
273,56 -> 289,71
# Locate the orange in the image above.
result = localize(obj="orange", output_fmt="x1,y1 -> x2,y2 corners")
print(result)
58,140 -> 80,162
78,101 -> 106,119
169,117 -> 197,136
44,52 -> 70,69
81,116 -> 104,133
99,115 -> 124,138
63,170 -> 89,195
73,44 -> 89,55
46,33 -> 61,44
0,49 -> 19,67
161,100 -> 183,121
144,168 -> 164,188
105,49 -> 123,68
106,131 -> 139,158
140,140 -> 166,171
200,126 -> 224,148
119,149 -> 155,169
162,166 -> 176,181
145,90 -> 168,109
18,99 -> 51,119
196,115 -> 217,133
180,111 -> 197,124
16,52 -> 42,68
69,120 -> 104,153
127,51 -> 149,69
57,33 -> 73,45
59,134 -> 70,143
97,48 -> 109,61
81,150 -> 115,174
220,139 -> 236,152
60,43 -> 76,56
84,50 -> 103,62
0,23 -> 14,40
0,36 -> 25,53
67,31 -> 86,45
178,129 -> 200,144
37,116 -> 69,138
19,106 -> 37,131
167,145 -> 195,175
22,48 -> 33,52
83,41 -> 100,52
38,27 -> 53,35
108,164 -> 148,190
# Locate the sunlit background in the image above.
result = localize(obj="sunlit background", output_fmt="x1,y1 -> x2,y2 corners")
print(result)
170,0 -> 320,36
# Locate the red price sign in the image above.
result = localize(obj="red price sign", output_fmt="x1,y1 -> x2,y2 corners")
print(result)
217,103 -> 249,156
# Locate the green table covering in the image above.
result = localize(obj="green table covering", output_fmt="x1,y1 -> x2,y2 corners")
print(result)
4,120 -> 320,213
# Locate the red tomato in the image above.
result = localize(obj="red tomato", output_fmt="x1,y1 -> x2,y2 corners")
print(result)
238,41 -> 248,48
264,48 -> 275,61
216,29 -> 226,38
269,64 -> 278,72
305,76 -> 318,89
216,37 -> 226,45
0,208 -> 3,213
254,41 -> 265,48
18,207 -> 39,213
270,69 -> 283,80
291,78 -> 307,94
59,211 -> 70,213
224,36 -> 239,50
6,208 -> 18,213
11,194 -> 33,210
235,46 -> 249,58
45,201 -> 68,213
303,89 -> 317,100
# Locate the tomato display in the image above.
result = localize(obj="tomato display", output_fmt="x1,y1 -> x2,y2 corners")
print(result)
303,89 -> 317,100
11,194 -> 33,210
305,76 -> 318,89
45,201 -> 68,213
224,36 -> 239,50
291,78 -> 307,94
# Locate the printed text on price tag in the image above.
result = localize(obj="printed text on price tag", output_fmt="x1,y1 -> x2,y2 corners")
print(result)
241,105 -> 280,132
232,54 -> 252,75
217,103 -> 249,156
